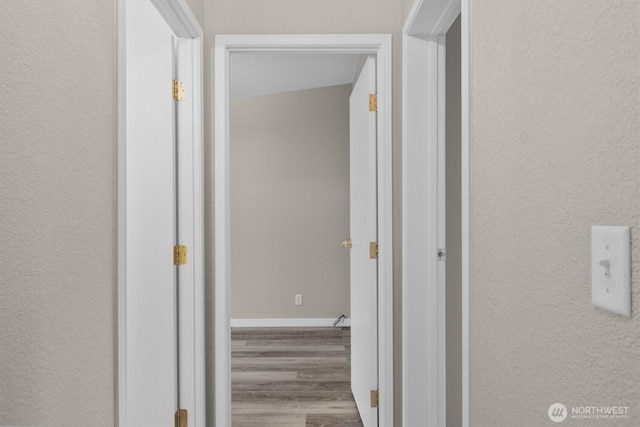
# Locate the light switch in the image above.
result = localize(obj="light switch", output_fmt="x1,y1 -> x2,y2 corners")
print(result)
591,226 -> 631,317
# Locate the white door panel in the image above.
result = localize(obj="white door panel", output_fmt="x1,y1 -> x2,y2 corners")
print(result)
350,55 -> 378,427
125,0 -> 177,424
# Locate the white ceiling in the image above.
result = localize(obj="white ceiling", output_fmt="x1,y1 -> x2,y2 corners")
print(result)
230,52 -> 361,99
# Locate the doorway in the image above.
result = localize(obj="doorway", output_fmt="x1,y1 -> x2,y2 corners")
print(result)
117,0 -> 204,425
229,63 -> 357,424
215,35 -> 394,427
402,0 -> 471,426
228,54 -> 357,328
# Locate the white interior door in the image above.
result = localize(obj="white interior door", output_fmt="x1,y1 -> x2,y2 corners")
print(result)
350,55 -> 378,427
124,0 -> 177,424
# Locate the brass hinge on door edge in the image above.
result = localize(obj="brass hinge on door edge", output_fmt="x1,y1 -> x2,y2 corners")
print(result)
369,93 -> 377,112
371,390 -> 379,408
175,409 -> 188,427
173,79 -> 185,101
173,245 -> 187,265
370,242 -> 378,260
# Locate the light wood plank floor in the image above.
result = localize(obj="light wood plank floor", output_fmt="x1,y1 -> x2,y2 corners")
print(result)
231,327 -> 364,427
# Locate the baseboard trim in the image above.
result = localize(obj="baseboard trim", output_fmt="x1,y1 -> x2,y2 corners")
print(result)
230,318 -> 351,328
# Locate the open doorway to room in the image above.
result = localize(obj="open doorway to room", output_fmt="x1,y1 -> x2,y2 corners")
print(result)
215,35 -> 394,427
229,52 -> 361,426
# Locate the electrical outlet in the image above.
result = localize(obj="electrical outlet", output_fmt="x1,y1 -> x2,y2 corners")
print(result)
295,294 -> 303,306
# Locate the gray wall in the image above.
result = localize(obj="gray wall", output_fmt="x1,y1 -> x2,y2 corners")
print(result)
184,0 -> 205,27
471,1 -> 640,426
0,0 -> 206,425
203,2 -> 404,424
446,15 -> 462,427
230,85 -> 351,320
0,1 -> 116,425
401,0 -> 415,27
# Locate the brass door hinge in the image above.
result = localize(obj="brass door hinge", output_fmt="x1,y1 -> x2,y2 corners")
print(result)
175,408 -> 188,427
173,79 -> 185,101
173,245 -> 187,265
369,93 -> 377,112
369,242 -> 378,260
370,390 -> 379,408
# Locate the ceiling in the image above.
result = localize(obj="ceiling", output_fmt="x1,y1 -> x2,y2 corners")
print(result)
230,52 -> 361,99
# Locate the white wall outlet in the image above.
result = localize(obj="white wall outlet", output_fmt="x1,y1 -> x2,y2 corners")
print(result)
295,294 -> 303,306
591,226 -> 631,317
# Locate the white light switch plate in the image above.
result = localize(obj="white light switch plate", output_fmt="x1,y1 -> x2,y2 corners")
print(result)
591,226 -> 631,317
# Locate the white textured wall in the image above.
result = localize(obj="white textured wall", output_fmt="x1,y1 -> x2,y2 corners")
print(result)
0,1 -> 116,425
472,1 -> 640,426
230,85 -> 351,320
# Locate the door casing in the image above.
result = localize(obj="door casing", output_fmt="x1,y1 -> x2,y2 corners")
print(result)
214,34 -> 394,427
117,0 -> 205,425
402,0 -> 471,426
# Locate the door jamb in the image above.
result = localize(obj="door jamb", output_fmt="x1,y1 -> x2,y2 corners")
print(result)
117,0 -> 205,425
402,0 -> 471,426
214,34 -> 394,427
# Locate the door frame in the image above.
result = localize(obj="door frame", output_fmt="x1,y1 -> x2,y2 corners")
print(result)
117,0 -> 205,425
402,0 -> 471,426
214,34 -> 394,427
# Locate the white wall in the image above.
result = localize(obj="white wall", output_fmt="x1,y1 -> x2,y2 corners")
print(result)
471,1 -> 640,425
0,2 -> 116,425
230,84 -> 351,320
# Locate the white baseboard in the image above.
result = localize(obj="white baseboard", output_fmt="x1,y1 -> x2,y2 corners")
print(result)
230,317 -> 351,328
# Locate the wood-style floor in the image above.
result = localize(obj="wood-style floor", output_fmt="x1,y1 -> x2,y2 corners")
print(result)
231,327 -> 364,427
